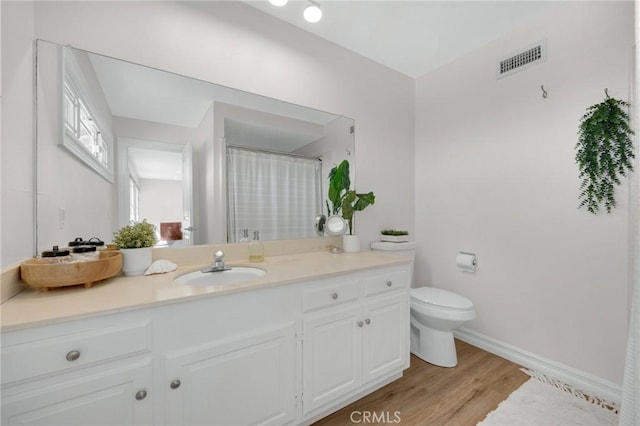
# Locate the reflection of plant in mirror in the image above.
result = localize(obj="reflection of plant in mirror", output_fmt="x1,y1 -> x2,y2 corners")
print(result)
113,219 -> 158,249
327,160 -> 375,235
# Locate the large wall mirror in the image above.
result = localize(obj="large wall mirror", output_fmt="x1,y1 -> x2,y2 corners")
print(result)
35,40 -> 355,254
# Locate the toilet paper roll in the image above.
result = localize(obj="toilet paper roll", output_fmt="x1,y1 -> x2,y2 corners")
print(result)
456,252 -> 476,272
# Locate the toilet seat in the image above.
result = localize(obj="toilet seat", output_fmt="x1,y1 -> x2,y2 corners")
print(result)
411,287 -> 473,310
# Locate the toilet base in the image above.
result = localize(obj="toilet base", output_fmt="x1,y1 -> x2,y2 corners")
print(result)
411,323 -> 458,367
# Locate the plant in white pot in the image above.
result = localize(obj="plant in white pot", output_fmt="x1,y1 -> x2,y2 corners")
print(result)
113,219 -> 157,276
327,160 -> 375,252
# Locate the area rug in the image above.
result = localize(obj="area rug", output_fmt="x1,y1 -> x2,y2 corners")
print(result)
477,372 -> 619,426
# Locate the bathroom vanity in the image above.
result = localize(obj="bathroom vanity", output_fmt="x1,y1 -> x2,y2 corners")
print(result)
0,251 -> 411,425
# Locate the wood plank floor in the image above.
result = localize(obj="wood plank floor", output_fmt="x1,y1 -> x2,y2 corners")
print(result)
313,339 -> 529,426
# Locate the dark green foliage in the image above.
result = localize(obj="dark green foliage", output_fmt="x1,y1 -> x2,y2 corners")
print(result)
328,160 -> 350,215
327,160 -> 375,235
381,230 -> 409,236
576,97 -> 635,213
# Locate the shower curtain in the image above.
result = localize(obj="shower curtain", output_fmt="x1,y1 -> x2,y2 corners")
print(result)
227,147 -> 322,242
619,11 -> 639,424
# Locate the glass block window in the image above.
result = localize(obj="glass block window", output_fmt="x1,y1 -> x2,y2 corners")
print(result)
60,47 -> 114,182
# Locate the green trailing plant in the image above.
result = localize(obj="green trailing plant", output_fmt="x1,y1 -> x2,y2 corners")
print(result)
327,160 -> 375,235
381,230 -> 409,236
576,96 -> 635,213
113,219 -> 157,249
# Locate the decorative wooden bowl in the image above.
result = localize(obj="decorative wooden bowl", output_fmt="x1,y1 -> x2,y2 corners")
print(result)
20,251 -> 122,291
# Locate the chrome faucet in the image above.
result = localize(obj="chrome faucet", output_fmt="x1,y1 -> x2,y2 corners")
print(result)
201,250 -> 230,273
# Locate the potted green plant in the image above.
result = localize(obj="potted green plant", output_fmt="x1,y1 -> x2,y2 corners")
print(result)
576,94 -> 635,213
381,229 -> 409,242
113,219 -> 157,276
327,160 -> 375,252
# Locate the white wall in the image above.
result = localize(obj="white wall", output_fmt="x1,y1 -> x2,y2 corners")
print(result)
138,178 -> 183,237
295,116 -> 355,208
36,42 -> 115,253
112,116 -> 195,146
415,1 -> 633,384
194,104 -> 214,245
1,1 -> 34,267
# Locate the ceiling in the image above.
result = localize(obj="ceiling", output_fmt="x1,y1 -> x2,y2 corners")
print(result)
87,47 -> 336,181
88,51 -> 338,129
128,146 -> 183,181
244,1 -> 564,78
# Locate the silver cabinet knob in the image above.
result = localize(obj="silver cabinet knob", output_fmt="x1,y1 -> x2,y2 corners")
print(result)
357,321 -> 363,327
331,293 -> 338,300
386,280 -> 392,287
66,350 -> 81,362
365,318 -> 371,325
170,379 -> 181,389
135,390 -> 147,400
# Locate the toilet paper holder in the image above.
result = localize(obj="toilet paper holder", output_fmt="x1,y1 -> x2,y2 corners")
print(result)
456,252 -> 477,272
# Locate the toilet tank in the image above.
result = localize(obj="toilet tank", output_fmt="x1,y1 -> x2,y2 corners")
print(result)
370,241 -> 416,286
370,241 -> 416,259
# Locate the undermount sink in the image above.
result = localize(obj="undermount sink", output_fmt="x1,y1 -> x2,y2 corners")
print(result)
175,267 -> 266,286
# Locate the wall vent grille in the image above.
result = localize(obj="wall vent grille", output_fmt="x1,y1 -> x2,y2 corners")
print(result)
496,40 -> 547,79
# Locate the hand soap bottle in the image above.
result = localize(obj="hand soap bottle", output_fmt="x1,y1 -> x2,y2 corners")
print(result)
248,230 -> 264,262
239,228 -> 250,243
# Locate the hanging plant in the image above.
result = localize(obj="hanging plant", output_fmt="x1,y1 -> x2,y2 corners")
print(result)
575,95 -> 635,214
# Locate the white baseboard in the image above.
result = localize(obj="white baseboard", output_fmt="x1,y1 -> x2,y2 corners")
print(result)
454,327 -> 622,405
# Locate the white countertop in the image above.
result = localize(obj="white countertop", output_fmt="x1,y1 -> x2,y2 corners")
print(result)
0,251 -> 411,332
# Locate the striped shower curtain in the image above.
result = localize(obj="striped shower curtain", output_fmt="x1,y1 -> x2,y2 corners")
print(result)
226,147 -> 322,243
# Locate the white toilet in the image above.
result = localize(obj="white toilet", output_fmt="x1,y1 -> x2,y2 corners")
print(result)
371,241 -> 476,367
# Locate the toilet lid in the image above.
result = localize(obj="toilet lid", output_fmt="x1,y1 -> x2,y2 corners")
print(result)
411,287 -> 473,310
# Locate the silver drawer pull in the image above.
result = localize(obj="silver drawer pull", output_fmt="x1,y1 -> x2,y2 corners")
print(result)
66,350 -> 81,362
135,390 -> 147,401
386,280 -> 392,287
365,318 -> 371,325
331,293 -> 338,300
357,321 -> 363,328
170,379 -> 181,390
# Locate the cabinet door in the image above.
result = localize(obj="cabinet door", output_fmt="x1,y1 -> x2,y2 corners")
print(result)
164,323 -> 296,426
362,293 -> 409,384
1,360 -> 152,426
302,305 -> 362,415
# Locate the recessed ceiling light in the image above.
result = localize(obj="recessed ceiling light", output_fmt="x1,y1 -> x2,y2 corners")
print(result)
268,0 -> 288,6
303,1 -> 322,23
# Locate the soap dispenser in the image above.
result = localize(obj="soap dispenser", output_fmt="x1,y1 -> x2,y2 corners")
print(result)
239,228 -> 250,243
248,230 -> 264,262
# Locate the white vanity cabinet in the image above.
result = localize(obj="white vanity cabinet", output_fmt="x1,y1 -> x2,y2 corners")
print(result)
301,268 -> 410,417
1,261 -> 411,426
0,314 -> 154,426
155,285 -> 299,426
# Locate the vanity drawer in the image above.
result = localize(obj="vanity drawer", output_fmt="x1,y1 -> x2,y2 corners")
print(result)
363,270 -> 409,298
1,322 -> 152,385
303,280 -> 359,312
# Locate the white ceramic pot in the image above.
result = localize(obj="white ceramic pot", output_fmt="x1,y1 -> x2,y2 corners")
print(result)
343,234 -> 360,252
120,247 -> 152,276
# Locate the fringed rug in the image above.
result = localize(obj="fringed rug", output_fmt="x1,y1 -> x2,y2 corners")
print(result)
477,370 -> 619,426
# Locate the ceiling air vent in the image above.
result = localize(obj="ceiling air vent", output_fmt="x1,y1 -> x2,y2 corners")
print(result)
496,39 -> 547,79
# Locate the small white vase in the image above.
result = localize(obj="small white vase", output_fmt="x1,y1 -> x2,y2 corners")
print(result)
343,234 -> 360,252
121,247 -> 152,276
